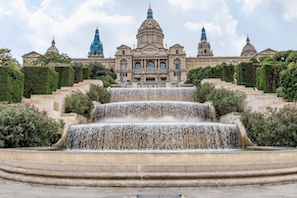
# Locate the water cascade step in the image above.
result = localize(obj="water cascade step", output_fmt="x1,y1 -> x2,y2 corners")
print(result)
96,101 -> 209,122
67,123 -> 240,150
110,87 -> 196,102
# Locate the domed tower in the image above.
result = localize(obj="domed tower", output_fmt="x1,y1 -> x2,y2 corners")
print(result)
46,38 -> 59,54
241,36 -> 257,57
88,28 -> 104,58
197,27 -> 213,57
136,5 -> 164,49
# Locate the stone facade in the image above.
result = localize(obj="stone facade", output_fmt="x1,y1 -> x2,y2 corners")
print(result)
22,5 -> 277,84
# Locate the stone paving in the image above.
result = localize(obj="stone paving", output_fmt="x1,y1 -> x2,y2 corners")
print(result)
1,179 -> 297,198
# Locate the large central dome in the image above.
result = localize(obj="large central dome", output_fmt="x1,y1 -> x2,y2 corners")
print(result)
136,5 -> 164,49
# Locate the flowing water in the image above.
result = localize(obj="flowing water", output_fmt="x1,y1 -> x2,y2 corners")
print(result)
110,87 -> 196,102
67,87 -> 241,151
95,101 -> 209,122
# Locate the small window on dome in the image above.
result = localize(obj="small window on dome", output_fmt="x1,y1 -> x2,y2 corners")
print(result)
205,49 -> 207,53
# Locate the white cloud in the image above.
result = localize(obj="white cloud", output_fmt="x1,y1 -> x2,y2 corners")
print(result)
0,6 -> 12,16
236,0 -> 263,13
184,22 -> 223,37
167,0 -> 215,11
8,0 -> 135,58
168,0 -> 246,56
281,0 -> 297,22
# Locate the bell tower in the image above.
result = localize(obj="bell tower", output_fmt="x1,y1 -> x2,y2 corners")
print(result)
197,27 -> 213,57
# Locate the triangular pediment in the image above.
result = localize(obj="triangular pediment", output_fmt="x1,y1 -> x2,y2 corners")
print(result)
22,51 -> 42,58
117,45 -> 131,49
139,43 -> 161,52
170,44 -> 184,49
258,48 -> 277,55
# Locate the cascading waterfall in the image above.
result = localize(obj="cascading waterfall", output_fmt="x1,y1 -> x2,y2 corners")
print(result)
110,87 -> 196,102
67,87 -> 241,151
95,101 -> 209,122
67,123 -> 240,150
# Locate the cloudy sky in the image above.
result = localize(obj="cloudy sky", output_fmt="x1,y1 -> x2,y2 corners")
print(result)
1,0 -> 297,64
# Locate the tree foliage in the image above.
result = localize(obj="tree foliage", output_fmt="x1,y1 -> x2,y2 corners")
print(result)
87,62 -> 116,80
0,48 -> 20,70
33,52 -> 72,66
185,66 -> 210,85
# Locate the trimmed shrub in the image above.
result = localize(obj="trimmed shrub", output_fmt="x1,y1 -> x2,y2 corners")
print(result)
222,64 -> 234,82
256,63 -> 282,93
0,102 -> 62,148
278,64 -> 297,101
22,66 -> 59,98
98,75 -> 115,87
83,67 -> 90,80
65,91 -> 94,119
194,82 -> 215,103
208,65 -> 222,78
186,66 -> 210,85
206,88 -> 245,118
241,103 -> 297,147
237,62 -> 256,87
87,84 -> 111,104
194,82 -> 245,118
0,66 -> 24,103
72,67 -> 83,83
55,66 -> 74,88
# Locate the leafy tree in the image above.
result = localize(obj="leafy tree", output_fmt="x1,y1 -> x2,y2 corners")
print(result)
259,55 -> 274,63
0,48 -> 20,70
186,66 -> 210,85
286,51 -> 297,64
87,62 -> 116,80
273,50 -> 294,62
33,52 -> 72,66
249,57 -> 259,64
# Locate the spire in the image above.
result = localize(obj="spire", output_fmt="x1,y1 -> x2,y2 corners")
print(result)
247,35 -> 250,44
89,28 -> 104,56
147,4 -> 153,18
201,27 -> 207,41
52,37 -> 55,45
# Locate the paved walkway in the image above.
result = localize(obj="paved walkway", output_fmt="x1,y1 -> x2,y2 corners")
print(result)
1,179 -> 297,198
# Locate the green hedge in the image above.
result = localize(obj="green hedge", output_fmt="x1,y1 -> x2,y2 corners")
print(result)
83,67 -> 90,80
222,64 -> 234,82
55,66 -> 74,88
237,62 -> 256,87
278,64 -> 297,101
22,66 -> 59,98
0,66 -> 24,103
72,67 -> 83,83
256,63 -> 282,93
208,65 -> 222,78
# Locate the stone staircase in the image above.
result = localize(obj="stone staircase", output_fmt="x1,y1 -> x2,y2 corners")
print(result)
23,80 -> 103,121
201,79 -> 291,114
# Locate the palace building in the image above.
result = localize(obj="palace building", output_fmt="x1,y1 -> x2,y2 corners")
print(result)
22,5 -> 277,84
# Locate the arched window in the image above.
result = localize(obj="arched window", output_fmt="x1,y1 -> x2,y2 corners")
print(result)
122,51 -> 125,55
204,49 -> 207,54
135,62 -> 141,72
174,58 -> 181,70
160,62 -> 166,72
120,59 -> 127,71
176,50 -> 179,55
146,61 -> 155,72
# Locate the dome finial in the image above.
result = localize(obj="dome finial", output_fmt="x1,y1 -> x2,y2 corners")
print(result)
147,3 -> 153,18
247,35 -> 250,43
52,37 -> 55,45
